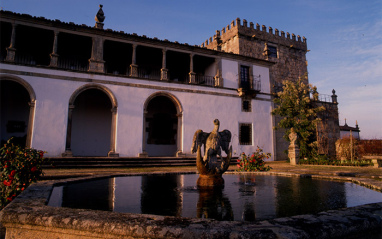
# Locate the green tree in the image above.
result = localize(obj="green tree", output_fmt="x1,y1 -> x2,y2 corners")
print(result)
271,74 -> 325,158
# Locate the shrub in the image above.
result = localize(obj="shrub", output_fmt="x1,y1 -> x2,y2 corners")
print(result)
236,147 -> 272,172
0,138 -> 47,209
358,139 -> 382,156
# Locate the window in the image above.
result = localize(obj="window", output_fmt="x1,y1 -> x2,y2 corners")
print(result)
268,46 -> 277,58
239,123 -> 252,145
242,99 -> 251,112
240,65 -> 250,89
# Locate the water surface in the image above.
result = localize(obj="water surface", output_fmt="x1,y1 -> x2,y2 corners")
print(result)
48,174 -> 382,221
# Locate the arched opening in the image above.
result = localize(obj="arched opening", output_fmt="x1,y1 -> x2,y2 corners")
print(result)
143,94 -> 182,157
69,88 -> 113,156
0,77 -> 35,148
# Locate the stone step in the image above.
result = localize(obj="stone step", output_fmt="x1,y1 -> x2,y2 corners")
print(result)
43,157 -> 238,168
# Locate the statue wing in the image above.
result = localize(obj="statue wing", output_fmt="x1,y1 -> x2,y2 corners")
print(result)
191,130 -> 210,153
218,130 -> 232,154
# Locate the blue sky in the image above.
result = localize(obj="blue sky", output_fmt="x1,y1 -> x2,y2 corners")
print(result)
1,0 -> 381,139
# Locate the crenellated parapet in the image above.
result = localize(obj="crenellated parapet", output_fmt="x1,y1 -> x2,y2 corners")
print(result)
202,18 -> 307,52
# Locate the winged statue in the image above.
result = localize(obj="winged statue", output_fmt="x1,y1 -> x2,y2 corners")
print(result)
191,119 -> 232,176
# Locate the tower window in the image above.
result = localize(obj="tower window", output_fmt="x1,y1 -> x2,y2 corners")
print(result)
268,46 -> 277,58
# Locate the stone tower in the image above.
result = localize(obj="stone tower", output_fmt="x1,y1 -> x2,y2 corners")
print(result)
203,18 -> 339,161
202,18 -> 308,91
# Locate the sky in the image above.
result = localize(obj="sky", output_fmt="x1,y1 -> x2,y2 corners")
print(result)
1,0 -> 381,139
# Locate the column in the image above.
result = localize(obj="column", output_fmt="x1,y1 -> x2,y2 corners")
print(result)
88,37 -> 105,73
26,100 -> 36,148
175,112 -> 185,157
188,53 -> 196,84
160,48 -> 168,81
108,107 -> 119,157
130,44 -> 138,77
138,110 -> 149,157
214,57 -> 223,87
6,23 -> 17,62
62,105 -> 75,157
49,31 -> 59,67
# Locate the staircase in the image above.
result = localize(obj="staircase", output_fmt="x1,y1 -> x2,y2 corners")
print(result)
44,157 -> 238,168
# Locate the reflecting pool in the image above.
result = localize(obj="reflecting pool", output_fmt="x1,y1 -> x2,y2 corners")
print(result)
48,174 -> 382,222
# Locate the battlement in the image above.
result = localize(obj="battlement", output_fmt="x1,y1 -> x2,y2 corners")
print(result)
202,18 -> 307,51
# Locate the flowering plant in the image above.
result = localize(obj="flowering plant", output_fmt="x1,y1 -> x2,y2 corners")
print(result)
1,138 -> 47,209
236,146 -> 272,172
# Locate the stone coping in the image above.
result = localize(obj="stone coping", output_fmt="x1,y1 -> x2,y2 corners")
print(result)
1,172 -> 381,239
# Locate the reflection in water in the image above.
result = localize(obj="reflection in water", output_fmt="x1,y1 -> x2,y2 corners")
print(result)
48,174 -> 382,222
275,177 -> 347,217
59,178 -> 115,211
197,188 -> 233,221
141,174 -> 182,217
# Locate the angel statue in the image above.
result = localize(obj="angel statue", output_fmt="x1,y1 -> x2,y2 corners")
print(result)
191,119 -> 232,187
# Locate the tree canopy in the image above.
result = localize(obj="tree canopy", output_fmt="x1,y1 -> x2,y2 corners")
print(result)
271,74 -> 325,158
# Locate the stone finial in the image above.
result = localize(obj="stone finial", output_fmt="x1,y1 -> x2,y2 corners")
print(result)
331,89 -> 337,103
95,5 -> 105,29
95,5 -> 105,23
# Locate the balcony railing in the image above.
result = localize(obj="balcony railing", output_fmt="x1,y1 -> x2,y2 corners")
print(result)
137,67 -> 161,80
57,57 -> 88,71
15,54 -> 37,66
239,75 -> 261,91
195,75 -> 215,87
315,94 -> 332,103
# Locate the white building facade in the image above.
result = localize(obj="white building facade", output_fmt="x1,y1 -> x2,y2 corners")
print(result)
0,10 -> 275,160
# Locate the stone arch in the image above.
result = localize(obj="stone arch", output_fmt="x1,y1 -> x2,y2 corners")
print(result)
0,74 -> 36,148
140,91 -> 184,157
63,83 -> 119,157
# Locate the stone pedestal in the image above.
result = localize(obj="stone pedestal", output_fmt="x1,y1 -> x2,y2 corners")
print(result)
288,146 -> 300,165
176,150 -> 186,158
189,72 -> 196,84
88,59 -> 105,73
138,151 -> 148,158
107,151 -> 119,157
130,64 -> 138,77
49,53 -> 59,67
197,174 -> 224,188
288,128 -> 299,165
5,47 -> 16,62
214,76 -> 223,87
61,150 -> 73,157
160,68 -> 168,81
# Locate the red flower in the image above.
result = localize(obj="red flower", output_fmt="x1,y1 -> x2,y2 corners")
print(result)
6,197 -> 13,202
4,165 -> 8,168
10,170 -> 16,177
3,180 -> 12,186
39,151 -> 44,158
31,166 -> 37,173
